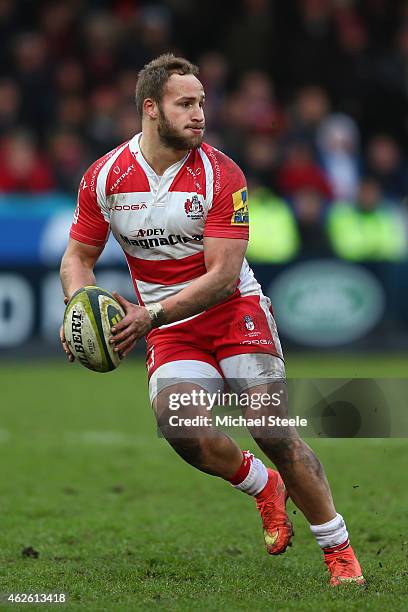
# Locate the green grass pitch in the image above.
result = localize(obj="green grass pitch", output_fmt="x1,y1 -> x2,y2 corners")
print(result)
1,354 -> 408,611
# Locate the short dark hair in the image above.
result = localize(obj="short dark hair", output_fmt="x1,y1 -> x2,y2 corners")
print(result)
135,53 -> 199,117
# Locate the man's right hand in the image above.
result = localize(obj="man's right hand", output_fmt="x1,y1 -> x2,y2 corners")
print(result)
60,324 -> 75,362
60,296 -> 75,362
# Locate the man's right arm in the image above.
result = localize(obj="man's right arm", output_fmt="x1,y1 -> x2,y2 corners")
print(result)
60,238 -> 104,300
60,156 -> 111,360
59,238 -> 105,361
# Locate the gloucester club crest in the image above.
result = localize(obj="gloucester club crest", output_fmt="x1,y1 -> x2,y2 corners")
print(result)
184,195 -> 204,220
238,314 -> 261,337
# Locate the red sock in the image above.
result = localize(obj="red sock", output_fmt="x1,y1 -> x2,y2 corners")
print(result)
323,540 -> 350,555
229,450 -> 253,485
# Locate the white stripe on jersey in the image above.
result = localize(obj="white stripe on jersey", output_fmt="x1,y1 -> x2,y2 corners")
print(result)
198,147 -> 214,209
136,278 -> 192,303
258,293 -> 284,359
238,259 -> 262,297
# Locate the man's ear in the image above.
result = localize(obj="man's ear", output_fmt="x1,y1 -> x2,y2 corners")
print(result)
143,98 -> 159,120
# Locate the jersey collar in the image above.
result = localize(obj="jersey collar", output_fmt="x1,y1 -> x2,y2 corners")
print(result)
129,132 -> 192,180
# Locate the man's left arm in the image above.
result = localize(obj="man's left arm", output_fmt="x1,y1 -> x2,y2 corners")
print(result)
160,236 -> 247,319
110,236 -> 247,356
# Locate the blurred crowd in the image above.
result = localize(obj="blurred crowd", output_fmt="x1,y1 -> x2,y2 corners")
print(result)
1,0 -> 408,261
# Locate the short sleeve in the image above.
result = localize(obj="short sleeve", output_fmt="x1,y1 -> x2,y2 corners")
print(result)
204,152 -> 249,240
69,165 -> 110,247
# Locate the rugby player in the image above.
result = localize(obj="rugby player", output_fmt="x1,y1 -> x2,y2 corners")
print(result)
60,54 -> 364,586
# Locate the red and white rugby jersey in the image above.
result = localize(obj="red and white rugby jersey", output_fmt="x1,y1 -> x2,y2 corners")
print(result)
70,133 -> 262,314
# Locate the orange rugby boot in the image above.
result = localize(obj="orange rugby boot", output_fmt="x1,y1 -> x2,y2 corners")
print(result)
255,468 -> 293,555
323,543 -> 365,586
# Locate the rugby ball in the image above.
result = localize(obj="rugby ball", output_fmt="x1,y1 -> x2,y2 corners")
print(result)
63,286 -> 125,373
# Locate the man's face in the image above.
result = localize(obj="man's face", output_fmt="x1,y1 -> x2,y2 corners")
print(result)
157,73 -> 205,150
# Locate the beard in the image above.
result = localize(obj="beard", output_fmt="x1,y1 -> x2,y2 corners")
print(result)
157,106 -> 204,151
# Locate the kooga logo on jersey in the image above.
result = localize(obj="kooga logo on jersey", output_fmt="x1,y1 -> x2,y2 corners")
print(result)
120,233 -> 203,248
113,204 -> 147,211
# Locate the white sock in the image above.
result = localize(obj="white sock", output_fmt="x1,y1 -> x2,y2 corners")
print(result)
310,513 -> 349,550
231,452 -> 268,496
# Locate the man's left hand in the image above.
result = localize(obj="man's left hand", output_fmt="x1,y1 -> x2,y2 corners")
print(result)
109,292 -> 152,358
